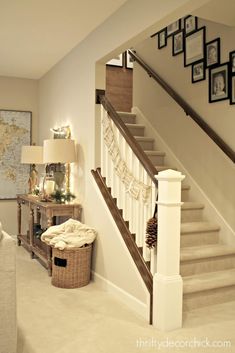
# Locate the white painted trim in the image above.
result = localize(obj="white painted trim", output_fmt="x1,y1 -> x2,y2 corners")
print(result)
157,201 -> 183,206
132,106 -> 235,245
92,271 -> 149,321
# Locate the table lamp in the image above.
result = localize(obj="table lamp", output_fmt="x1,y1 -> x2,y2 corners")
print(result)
21,145 -> 44,194
43,139 -> 77,194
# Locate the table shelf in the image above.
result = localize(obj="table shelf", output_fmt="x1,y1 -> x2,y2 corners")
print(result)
17,194 -> 82,276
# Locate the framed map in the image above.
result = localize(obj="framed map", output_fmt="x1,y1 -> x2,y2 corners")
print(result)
0,110 -> 32,199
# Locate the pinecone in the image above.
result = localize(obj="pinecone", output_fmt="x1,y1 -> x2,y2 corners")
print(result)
145,217 -> 157,249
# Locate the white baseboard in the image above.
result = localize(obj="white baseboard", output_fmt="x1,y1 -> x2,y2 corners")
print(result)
132,106 -> 235,245
92,271 -> 149,321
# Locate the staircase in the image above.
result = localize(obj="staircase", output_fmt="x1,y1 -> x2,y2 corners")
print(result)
118,110 -> 235,311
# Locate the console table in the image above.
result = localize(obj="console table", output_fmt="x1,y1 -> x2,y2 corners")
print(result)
17,194 -> 82,276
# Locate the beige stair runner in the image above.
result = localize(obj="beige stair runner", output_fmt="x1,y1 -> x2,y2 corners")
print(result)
118,111 -> 235,311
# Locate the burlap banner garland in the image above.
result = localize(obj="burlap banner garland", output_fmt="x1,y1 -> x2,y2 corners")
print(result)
102,112 -> 151,203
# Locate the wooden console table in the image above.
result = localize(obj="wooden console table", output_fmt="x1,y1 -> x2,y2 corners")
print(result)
17,194 -> 82,276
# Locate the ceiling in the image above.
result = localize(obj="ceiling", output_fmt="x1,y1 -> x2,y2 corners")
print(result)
0,0 -> 234,80
193,0 -> 235,26
0,0 -> 128,79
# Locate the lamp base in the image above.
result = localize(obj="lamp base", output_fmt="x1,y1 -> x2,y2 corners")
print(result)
28,164 -> 38,194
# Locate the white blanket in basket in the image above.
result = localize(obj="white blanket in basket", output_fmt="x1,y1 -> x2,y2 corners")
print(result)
41,219 -> 97,250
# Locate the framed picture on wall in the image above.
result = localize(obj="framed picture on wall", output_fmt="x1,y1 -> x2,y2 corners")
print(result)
209,63 -> 229,103
106,53 -> 123,67
0,110 -> 32,199
192,61 -> 205,83
125,51 -> 134,69
229,50 -> 235,73
184,15 -> 198,35
180,15 -> 190,29
230,76 -> 235,104
184,27 -> 205,67
206,38 -> 220,68
172,30 -> 184,56
158,28 -> 167,49
167,20 -> 180,37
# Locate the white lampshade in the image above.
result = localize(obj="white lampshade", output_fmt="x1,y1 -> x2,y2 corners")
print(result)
43,139 -> 77,164
21,146 -> 44,164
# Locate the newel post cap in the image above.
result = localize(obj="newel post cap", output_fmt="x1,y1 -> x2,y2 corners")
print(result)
155,169 -> 185,182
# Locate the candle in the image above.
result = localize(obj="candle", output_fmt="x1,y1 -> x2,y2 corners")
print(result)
44,180 -> 55,195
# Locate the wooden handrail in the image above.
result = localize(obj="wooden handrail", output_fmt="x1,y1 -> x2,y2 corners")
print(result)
128,50 -> 235,163
99,94 -> 158,185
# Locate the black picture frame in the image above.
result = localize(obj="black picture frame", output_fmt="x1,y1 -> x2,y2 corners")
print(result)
192,61 -> 205,83
184,15 -> 198,35
184,27 -> 206,67
230,75 -> 235,104
209,63 -> 229,103
206,38 -> 220,68
229,50 -> 235,74
158,28 -> 167,49
167,20 -> 180,37
172,30 -> 184,56
180,16 -> 190,29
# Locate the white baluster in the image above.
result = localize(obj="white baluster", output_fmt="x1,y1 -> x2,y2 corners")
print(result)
134,159 -> 142,247
120,134 -> 127,220
110,121 -> 117,201
142,171 -> 151,261
100,107 -> 106,177
150,180 -> 158,275
128,148 -> 134,233
108,120 -> 115,197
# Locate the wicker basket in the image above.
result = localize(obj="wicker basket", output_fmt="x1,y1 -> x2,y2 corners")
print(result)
51,244 -> 92,288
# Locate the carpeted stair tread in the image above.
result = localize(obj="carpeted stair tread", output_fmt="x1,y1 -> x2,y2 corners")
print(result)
154,165 -> 177,172
181,202 -> 204,210
134,136 -> 154,142
181,244 -> 235,262
118,112 -> 136,123
183,269 -> 235,294
182,184 -> 190,190
125,123 -> 145,129
117,111 -> 136,117
181,222 -> 220,234
144,150 -> 165,156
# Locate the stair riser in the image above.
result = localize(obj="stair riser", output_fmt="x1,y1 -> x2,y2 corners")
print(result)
127,126 -> 145,136
146,154 -> 165,166
181,255 -> 235,276
136,140 -> 154,150
181,188 -> 190,202
181,231 -> 219,247
183,285 -> 235,311
120,115 -> 136,124
181,209 -> 204,223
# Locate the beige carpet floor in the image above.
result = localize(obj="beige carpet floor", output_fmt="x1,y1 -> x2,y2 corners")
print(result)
16,246 -> 235,353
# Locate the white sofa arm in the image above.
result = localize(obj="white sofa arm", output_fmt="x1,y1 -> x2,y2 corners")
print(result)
0,229 -> 17,353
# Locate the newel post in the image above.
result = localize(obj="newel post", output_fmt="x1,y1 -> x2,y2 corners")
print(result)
153,169 -> 185,331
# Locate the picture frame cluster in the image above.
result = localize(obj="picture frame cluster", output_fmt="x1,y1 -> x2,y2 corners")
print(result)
155,15 -> 235,104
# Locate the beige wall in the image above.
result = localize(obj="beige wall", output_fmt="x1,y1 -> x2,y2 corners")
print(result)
0,76 -> 38,235
133,18 -> 235,233
38,0 -> 211,305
